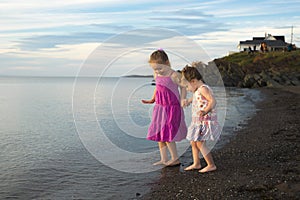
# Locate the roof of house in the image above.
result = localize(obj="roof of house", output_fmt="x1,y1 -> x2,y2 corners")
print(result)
273,36 -> 285,42
263,40 -> 287,47
253,35 -> 285,42
253,37 -> 265,41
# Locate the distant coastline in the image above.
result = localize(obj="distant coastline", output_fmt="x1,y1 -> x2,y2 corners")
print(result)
121,75 -> 153,78
0,75 -> 154,79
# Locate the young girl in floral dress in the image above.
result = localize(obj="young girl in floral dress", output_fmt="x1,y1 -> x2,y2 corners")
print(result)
181,65 -> 220,173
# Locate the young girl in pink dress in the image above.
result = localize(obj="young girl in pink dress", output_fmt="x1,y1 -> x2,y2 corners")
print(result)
142,49 -> 187,166
181,65 -> 220,173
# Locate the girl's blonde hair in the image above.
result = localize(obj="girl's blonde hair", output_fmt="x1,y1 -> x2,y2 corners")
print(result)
148,49 -> 170,66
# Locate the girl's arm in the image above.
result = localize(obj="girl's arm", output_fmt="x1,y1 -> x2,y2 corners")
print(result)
181,96 -> 193,107
187,96 -> 193,105
141,73 -> 156,104
141,88 -> 156,104
199,86 -> 216,116
171,71 -> 187,107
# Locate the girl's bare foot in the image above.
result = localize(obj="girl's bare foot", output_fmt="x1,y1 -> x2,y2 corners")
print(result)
184,164 -> 201,171
199,165 -> 217,173
153,160 -> 167,166
165,159 -> 180,167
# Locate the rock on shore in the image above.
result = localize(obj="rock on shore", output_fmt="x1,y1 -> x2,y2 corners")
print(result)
193,50 -> 300,88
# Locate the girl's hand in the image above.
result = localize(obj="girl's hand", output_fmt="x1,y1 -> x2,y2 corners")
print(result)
181,99 -> 190,107
199,110 -> 207,117
141,99 -> 155,104
181,99 -> 187,107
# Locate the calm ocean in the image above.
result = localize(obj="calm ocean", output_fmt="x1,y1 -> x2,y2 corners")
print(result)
0,77 -> 261,199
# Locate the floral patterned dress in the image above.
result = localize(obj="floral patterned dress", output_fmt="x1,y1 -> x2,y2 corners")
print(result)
186,85 -> 221,141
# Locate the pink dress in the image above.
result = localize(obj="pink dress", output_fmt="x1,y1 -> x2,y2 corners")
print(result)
187,85 -> 221,141
147,74 -> 187,142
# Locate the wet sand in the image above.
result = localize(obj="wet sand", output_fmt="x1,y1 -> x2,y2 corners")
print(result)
142,87 -> 300,199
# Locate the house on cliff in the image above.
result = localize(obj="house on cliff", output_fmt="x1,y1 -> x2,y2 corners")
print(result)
238,33 -> 288,52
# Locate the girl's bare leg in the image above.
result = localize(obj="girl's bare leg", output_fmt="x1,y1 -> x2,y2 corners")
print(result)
197,141 -> 217,173
165,142 -> 180,166
153,142 -> 168,165
184,141 -> 201,170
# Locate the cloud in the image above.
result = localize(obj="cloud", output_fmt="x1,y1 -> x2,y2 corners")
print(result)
0,0 -> 299,76
0,42 -> 101,76
10,66 -> 43,71
0,0 -> 131,12
205,0 -> 300,18
16,32 -> 111,51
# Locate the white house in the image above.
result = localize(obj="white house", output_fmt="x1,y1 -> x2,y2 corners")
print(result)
238,34 -> 288,52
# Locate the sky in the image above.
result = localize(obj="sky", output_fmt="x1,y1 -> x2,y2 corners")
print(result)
0,0 -> 299,77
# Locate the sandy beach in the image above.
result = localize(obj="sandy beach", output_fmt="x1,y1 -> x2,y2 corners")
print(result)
142,87 -> 300,199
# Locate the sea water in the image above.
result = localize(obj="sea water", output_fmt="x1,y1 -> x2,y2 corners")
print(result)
0,77 -> 261,199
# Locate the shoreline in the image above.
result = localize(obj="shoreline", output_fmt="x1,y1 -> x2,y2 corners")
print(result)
142,86 -> 300,199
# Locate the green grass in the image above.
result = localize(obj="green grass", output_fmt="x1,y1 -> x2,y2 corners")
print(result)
220,50 -> 300,71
